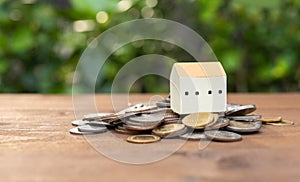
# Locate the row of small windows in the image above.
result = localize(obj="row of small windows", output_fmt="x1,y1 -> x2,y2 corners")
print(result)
184,90 -> 223,96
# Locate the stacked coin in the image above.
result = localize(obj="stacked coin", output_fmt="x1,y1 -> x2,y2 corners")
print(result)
224,104 -> 262,134
70,96 -> 181,143
70,95 -> 294,144
123,114 -> 164,131
179,104 -> 261,141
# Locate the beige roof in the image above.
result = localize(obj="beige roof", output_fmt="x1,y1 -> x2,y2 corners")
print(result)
174,62 -> 226,77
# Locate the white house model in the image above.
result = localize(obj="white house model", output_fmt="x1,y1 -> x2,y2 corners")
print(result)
170,62 -> 227,114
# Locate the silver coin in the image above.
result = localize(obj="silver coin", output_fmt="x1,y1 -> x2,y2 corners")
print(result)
125,120 -> 161,127
78,125 -> 107,133
129,114 -> 164,123
180,131 -> 206,140
72,119 -> 112,126
116,112 -> 137,120
226,120 -> 262,133
156,101 -> 170,108
94,112 -> 135,124
69,127 -> 99,135
83,113 -> 114,121
226,115 -> 261,122
204,130 -> 242,142
226,103 -> 241,112
121,104 -> 157,114
115,104 -> 144,115
72,120 -> 88,126
225,105 -> 256,116
142,107 -> 173,114
128,103 -> 156,112
89,121 -> 113,126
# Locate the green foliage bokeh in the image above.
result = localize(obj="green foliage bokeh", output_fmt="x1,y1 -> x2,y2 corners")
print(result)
0,0 -> 299,93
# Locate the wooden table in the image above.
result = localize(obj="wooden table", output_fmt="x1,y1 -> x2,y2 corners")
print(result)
0,94 -> 299,182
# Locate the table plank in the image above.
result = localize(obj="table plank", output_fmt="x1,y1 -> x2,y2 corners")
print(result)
0,94 -> 299,182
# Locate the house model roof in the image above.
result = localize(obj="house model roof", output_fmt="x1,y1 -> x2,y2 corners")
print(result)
174,62 -> 226,78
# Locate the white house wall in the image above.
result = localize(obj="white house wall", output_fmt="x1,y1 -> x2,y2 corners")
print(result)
170,77 -> 180,113
178,76 -> 226,114
170,67 -> 181,113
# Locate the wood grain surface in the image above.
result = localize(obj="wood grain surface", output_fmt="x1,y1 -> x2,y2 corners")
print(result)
0,94 -> 299,182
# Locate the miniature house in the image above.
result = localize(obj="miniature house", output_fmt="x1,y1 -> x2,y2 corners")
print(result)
170,62 -> 227,114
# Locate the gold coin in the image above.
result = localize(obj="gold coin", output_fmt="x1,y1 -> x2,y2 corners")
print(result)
260,116 -> 282,123
152,123 -> 186,137
126,134 -> 160,144
182,112 -> 217,129
266,120 -> 294,126
115,127 -> 143,135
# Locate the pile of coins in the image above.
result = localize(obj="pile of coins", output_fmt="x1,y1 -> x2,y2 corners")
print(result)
70,95 -> 294,143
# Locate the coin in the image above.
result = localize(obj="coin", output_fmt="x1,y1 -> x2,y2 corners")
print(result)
115,127 -> 144,135
204,130 -> 242,142
114,112 -> 137,121
108,120 -> 123,126
226,115 -> 261,122
72,120 -> 88,126
116,104 -> 145,115
180,131 -> 206,140
123,104 -> 157,114
163,117 -> 180,122
129,114 -> 163,123
125,114 -> 163,129
69,127 -> 100,135
126,134 -> 160,144
152,123 -> 187,138
124,123 -> 159,131
83,113 -> 114,121
163,120 -> 180,125
260,116 -> 282,123
225,105 -> 256,116
71,98 -> 267,144
125,120 -> 160,127
89,121 -> 114,126
78,125 -> 107,133
206,117 -> 230,130
182,112 -> 217,129
226,103 -> 241,112
73,120 -> 113,127
156,101 -> 170,108
226,120 -> 262,133
265,120 -> 294,126
142,107 -> 173,114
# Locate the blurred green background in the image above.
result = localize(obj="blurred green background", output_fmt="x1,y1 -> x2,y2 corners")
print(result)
0,0 -> 299,93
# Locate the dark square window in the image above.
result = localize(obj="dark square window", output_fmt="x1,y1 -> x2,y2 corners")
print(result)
218,90 -> 222,94
208,90 -> 212,95
195,91 -> 199,95
185,91 -> 189,96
